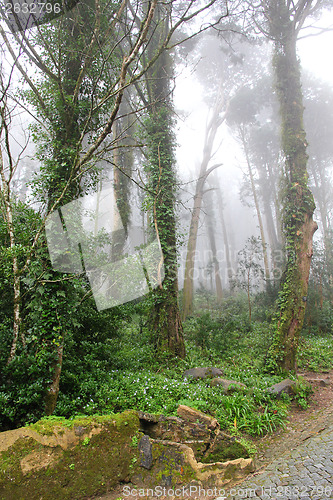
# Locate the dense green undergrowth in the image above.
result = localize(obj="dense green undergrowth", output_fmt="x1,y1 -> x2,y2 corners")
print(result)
52,294 -> 331,438
1,291 -> 332,438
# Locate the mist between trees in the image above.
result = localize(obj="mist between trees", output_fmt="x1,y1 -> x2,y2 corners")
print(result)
0,0 -> 332,430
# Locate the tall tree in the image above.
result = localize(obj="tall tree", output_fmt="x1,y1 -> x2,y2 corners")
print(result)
259,0 -> 324,372
132,0 -> 227,355
237,123 -> 271,284
227,65 -> 286,283
249,124 -> 283,266
204,190 -> 223,302
182,93 -> 224,320
143,3 -> 186,358
215,180 -> 234,289
0,0 -> 160,415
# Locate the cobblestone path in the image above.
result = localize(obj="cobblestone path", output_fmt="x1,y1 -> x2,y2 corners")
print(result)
223,423 -> 333,500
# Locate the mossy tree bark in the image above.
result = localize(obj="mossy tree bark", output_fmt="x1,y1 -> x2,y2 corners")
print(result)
144,6 -> 185,358
265,0 -> 318,372
41,8 -> 87,414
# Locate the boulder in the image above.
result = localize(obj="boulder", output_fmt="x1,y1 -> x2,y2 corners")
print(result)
139,406 -> 219,461
138,411 -> 160,423
0,411 -> 141,499
177,405 -> 219,430
138,434 -> 153,469
306,378 -> 330,387
133,440 -> 254,490
0,408 -> 255,497
267,378 -> 297,398
210,378 -> 247,393
139,410 -> 216,444
183,367 -> 223,380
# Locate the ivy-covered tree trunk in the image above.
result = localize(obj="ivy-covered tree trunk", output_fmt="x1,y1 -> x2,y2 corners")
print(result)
44,339 -> 64,415
33,4 -> 91,413
111,100 -> 134,259
265,5 -> 317,372
145,104 -> 185,358
144,8 -> 185,359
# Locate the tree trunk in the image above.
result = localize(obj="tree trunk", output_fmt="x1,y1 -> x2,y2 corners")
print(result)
264,158 -> 284,248
265,25 -> 317,373
111,97 -> 134,258
182,175 -> 205,319
182,99 -> 224,319
310,163 -> 330,244
44,340 -> 64,415
216,184 -> 233,290
205,194 -> 223,302
111,122 -> 128,260
43,11 -> 84,411
259,163 -> 281,272
145,6 -> 185,358
247,269 -> 251,324
240,127 -> 271,284
1,146 -> 25,364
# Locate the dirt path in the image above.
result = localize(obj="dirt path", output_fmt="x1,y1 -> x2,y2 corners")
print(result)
253,370 -> 333,469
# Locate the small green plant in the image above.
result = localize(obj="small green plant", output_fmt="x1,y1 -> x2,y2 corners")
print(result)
292,377 -> 313,409
129,456 -> 138,470
238,437 -> 257,456
131,435 -> 138,447
69,463 -> 75,470
82,436 -> 90,446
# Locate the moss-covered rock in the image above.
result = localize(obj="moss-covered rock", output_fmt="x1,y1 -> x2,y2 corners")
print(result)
0,407 -> 255,499
0,410 -> 140,500
201,433 -> 250,464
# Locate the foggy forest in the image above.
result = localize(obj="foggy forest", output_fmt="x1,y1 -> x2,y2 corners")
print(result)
0,0 -> 333,496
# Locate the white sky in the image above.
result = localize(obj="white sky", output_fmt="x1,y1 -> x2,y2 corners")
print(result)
175,9 -> 333,181
174,10 -> 333,277
298,10 -> 333,83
